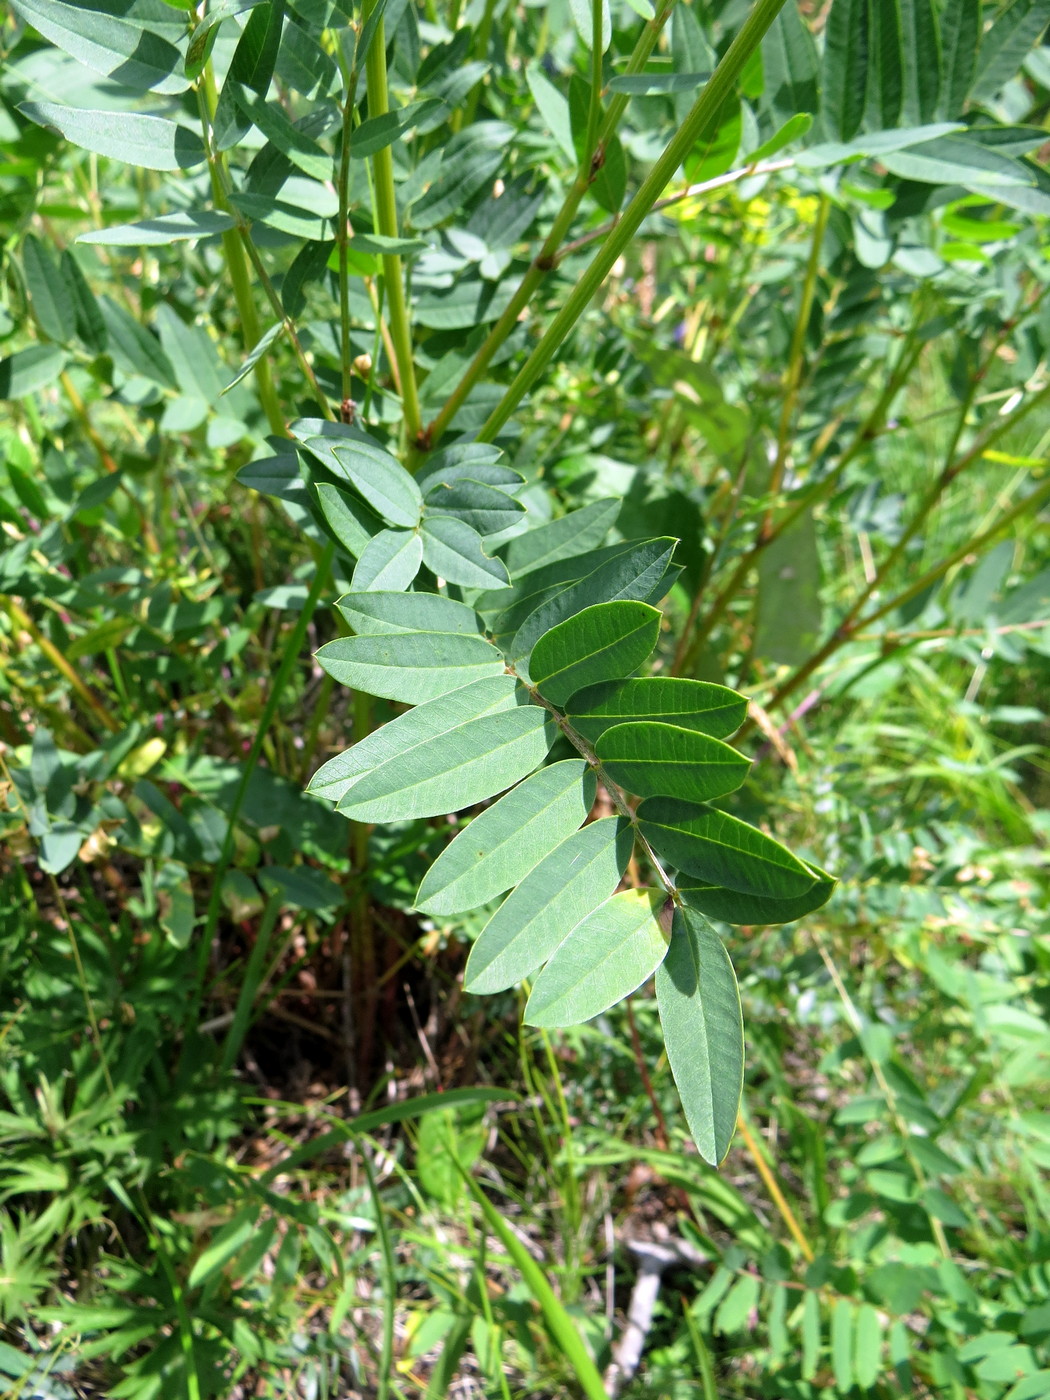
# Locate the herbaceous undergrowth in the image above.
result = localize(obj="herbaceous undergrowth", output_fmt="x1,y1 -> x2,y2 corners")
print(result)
242,420 -> 835,1163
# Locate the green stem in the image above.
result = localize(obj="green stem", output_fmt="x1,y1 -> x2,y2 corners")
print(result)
424,0 -> 677,447
193,543 -> 335,1012
197,65 -> 285,436
477,0 -> 789,441
363,0 -> 422,448
554,156 -> 794,264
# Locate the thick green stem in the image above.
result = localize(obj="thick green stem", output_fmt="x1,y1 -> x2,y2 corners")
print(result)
477,0 -> 789,441
363,0 -> 422,447
424,0 -> 677,447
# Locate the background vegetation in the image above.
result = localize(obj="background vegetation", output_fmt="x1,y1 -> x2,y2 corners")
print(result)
1,0 -> 1049,1396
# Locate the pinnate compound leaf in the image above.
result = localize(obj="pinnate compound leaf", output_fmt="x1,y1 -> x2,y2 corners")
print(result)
10,0 -> 188,94
350,529 -> 422,591
309,675 -> 520,805
567,677 -> 747,743
337,591 -> 481,637
596,722 -> 750,802
421,516 -> 510,587
337,705 -> 555,823
529,601 -> 661,707
19,102 -> 206,171
415,760 -> 596,916
464,818 -> 633,994
680,861 -> 835,925
638,797 -> 818,898
656,906 -> 743,1165
315,631 -> 505,704
78,211 -> 236,245
501,498 -> 620,577
524,888 -> 669,1028
511,538 -> 677,660
297,431 -> 422,528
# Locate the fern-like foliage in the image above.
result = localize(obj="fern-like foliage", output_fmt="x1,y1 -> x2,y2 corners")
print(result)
242,422 -> 834,1164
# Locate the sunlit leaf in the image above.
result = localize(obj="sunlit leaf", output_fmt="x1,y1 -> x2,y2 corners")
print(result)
524,887 -> 669,1027
596,722 -> 750,802
464,818 -> 633,994
415,760 -> 596,915
656,907 -> 743,1165
529,601 -> 661,707
638,797 -> 818,898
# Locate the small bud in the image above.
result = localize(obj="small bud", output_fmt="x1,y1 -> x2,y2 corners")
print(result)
353,352 -> 373,378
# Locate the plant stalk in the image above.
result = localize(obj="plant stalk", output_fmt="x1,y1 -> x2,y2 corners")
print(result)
424,0 -> 678,446
476,0 -> 790,441
362,0 -> 423,448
